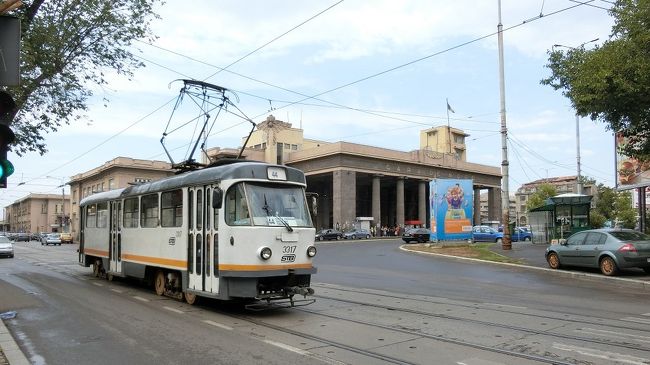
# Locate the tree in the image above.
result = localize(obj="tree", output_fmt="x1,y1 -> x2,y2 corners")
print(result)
614,191 -> 638,228
593,184 -> 617,221
542,0 -> 650,162
526,183 -> 557,211
0,0 -> 162,156
589,210 -> 607,228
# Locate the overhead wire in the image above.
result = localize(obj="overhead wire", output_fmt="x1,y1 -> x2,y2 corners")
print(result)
9,0 -> 608,195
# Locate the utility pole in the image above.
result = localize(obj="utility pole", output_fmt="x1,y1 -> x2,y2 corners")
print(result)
576,114 -> 582,194
60,184 -> 65,232
497,0 -> 511,250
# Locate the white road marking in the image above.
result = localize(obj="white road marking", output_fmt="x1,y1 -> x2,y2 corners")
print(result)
163,306 -> 184,314
621,316 -> 650,325
110,288 -> 123,293
264,340 -> 310,355
481,303 -> 527,310
133,296 -> 149,302
553,343 -> 650,365
577,328 -> 650,344
92,282 -> 104,287
203,320 -> 233,330
642,313 -> 650,317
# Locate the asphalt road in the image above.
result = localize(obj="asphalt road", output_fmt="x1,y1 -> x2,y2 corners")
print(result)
1,238 -> 650,365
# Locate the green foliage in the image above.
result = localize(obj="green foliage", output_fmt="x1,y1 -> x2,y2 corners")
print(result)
542,0 -> 650,162
614,191 -> 638,228
526,183 -> 557,211
0,0 -> 162,156
594,184 -> 617,220
589,210 -> 607,228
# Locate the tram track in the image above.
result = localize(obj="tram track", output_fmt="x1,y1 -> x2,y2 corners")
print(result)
313,283 -> 650,334
309,292 -> 650,353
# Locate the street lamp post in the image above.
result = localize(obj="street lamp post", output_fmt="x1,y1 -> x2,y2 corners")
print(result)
552,39 -> 598,195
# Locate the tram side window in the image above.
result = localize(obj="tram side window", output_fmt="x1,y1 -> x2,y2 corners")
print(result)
97,202 -> 108,228
123,197 -> 139,228
86,204 -> 97,228
226,184 -> 250,226
141,193 -> 159,228
161,189 -> 183,227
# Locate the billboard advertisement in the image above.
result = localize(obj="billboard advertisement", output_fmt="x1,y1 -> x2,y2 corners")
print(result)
429,179 -> 473,240
616,133 -> 650,190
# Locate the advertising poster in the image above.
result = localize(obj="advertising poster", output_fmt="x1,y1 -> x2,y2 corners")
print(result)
616,133 -> 650,190
429,179 -> 473,240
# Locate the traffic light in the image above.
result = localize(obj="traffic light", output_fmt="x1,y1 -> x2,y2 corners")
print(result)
0,90 -> 16,188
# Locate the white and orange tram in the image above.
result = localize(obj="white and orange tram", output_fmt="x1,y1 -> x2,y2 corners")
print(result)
78,161 -> 317,307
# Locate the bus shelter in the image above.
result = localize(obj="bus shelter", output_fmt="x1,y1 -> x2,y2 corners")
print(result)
528,193 -> 592,243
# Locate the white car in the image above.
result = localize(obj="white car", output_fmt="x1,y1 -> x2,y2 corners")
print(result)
0,236 -> 14,258
41,233 -> 62,246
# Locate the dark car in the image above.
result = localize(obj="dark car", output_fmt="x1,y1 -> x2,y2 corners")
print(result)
315,229 -> 343,241
13,233 -> 31,242
402,228 -> 433,243
545,228 -> 650,276
343,229 -> 371,239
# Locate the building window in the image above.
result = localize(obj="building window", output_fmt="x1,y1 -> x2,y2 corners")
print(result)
108,179 -> 115,190
123,197 -> 139,228
161,190 -> 183,227
291,144 -> 298,150
141,193 -> 159,228
101,182 -> 105,192
41,203 -> 47,214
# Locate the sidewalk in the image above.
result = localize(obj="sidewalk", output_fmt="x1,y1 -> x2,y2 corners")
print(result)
0,316 -> 29,365
488,241 -> 551,268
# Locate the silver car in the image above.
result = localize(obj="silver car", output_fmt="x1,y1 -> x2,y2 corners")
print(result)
0,236 -> 14,258
545,228 -> 650,276
41,233 -> 62,246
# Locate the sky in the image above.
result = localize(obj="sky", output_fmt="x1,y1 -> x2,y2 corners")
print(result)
1,0 -> 618,215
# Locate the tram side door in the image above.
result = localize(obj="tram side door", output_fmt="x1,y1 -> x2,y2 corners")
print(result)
109,200 -> 122,274
207,185 -> 219,294
188,187 -> 209,293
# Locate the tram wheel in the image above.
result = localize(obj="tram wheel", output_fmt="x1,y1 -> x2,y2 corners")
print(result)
184,292 -> 197,305
154,270 -> 166,296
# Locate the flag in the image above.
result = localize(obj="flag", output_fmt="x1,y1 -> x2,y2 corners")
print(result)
447,101 -> 455,113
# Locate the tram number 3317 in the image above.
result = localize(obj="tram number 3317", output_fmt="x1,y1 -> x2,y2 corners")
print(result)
281,245 -> 297,263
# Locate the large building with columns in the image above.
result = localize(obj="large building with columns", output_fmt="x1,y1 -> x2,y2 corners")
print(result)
207,115 -> 503,232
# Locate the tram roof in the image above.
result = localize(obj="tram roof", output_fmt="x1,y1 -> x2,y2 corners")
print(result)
79,161 -> 306,206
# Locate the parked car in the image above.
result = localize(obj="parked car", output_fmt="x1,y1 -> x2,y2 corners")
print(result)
545,228 -> 650,276
60,232 -> 73,244
41,233 -> 62,246
402,228 -> 433,243
343,229 -> 371,239
0,236 -> 14,258
511,227 -> 533,242
472,226 -> 503,243
315,229 -> 343,241
14,233 -> 31,242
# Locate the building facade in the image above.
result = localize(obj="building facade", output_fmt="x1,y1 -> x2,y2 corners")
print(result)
4,193 -> 71,234
67,157 -> 175,242
215,115 -> 504,232
515,175 -> 594,226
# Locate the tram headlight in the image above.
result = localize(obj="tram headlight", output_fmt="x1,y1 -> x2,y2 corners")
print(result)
307,245 -> 317,257
259,247 -> 272,260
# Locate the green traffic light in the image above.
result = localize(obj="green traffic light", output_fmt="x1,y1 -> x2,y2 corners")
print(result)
0,160 -> 14,178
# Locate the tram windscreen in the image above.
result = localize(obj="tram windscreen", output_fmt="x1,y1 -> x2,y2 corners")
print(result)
244,183 -> 313,228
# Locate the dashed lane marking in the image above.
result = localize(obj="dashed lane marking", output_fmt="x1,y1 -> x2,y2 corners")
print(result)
163,306 -> 184,314
203,320 -> 233,330
133,296 -> 149,302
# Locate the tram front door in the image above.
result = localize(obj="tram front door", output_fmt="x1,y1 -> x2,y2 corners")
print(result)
188,186 -> 219,295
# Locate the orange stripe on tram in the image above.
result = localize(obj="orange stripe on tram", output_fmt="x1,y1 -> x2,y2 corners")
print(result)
121,254 -> 186,269
83,248 -> 109,257
219,263 -> 313,271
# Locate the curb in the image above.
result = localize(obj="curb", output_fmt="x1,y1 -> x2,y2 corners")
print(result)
0,318 -> 29,365
400,245 -> 650,292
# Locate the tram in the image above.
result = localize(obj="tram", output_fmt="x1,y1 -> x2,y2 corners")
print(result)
78,161 -> 317,307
